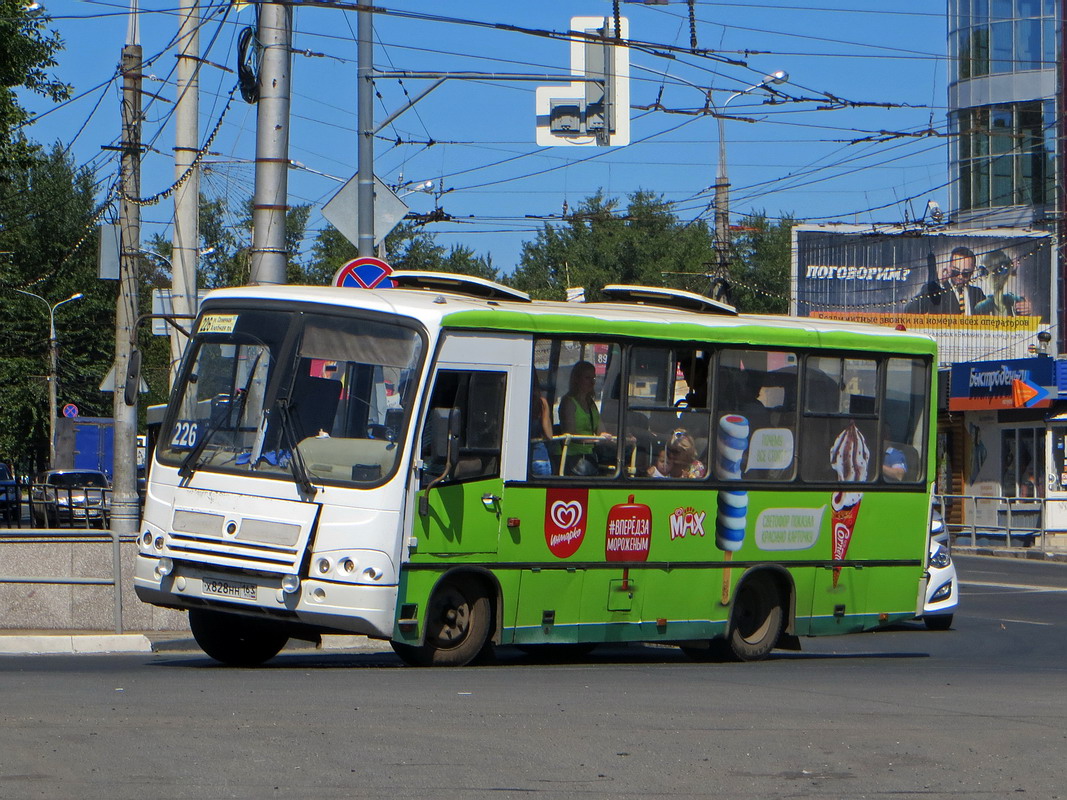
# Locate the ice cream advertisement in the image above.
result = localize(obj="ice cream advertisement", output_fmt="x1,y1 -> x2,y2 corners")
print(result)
606,495 -> 652,561
545,488 -> 588,558
754,507 -> 824,550
715,414 -> 750,604
745,428 -> 794,471
669,506 -> 708,540
829,422 -> 870,587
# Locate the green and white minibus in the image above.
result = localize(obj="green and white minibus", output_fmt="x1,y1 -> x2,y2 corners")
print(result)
134,273 -> 937,666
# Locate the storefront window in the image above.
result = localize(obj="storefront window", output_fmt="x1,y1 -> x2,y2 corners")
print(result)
1001,427 -> 1045,498
1050,427 -> 1067,493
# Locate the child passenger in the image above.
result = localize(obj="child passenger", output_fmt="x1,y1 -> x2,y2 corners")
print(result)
647,448 -> 670,478
646,432 -> 706,478
667,431 -> 706,479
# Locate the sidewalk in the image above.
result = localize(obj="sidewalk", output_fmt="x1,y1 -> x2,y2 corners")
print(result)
0,631 -> 393,656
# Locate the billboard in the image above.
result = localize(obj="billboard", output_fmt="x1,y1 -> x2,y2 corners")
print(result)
792,225 -> 1055,364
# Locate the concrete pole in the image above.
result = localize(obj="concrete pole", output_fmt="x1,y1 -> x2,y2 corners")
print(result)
171,0 -> 199,383
713,111 -> 730,275
357,6 -> 374,257
249,2 -> 292,285
113,35 -> 142,542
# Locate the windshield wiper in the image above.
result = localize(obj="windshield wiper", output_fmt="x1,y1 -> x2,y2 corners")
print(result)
179,354 -> 262,479
177,414 -> 223,480
273,397 -> 317,497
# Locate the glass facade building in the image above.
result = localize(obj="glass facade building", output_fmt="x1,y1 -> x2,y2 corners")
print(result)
948,0 -> 1059,226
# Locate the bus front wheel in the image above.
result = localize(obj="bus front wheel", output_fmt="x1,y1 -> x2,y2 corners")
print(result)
391,578 -> 491,667
189,608 -> 289,666
726,575 -> 784,661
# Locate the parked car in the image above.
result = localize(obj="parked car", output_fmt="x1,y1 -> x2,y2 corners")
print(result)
923,508 -> 957,630
30,469 -> 112,528
0,462 -> 19,523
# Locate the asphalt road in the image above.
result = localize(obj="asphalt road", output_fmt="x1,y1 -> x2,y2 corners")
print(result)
1,554 -> 1065,800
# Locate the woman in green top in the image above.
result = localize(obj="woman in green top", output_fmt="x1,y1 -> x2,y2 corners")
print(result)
559,360 -> 609,475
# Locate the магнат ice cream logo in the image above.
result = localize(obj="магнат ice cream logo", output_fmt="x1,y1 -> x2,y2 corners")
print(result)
545,488 -> 588,558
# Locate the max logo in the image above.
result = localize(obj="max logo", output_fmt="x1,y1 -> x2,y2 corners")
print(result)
669,507 -> 707,540
545,488 -> 588,558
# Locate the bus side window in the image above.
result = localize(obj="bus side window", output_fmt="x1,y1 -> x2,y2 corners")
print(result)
421,370 -> 506,485
881,357 -> 928,483
800,356 -> 878,484
714,349 -> 799,481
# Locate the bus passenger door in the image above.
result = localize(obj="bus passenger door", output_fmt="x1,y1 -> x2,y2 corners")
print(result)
415,365 -> 508,555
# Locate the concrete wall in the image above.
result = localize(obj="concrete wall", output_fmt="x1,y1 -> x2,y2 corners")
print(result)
0,533 -> 188,632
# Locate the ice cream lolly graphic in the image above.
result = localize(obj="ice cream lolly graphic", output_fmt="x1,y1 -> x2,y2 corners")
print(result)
715,414 -> 750,604
828,422 -> 870,587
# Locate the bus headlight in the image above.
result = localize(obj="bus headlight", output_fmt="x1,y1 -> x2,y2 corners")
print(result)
929,544 -> 951,569
156,557 -> 174,578
280,574 -> 301,594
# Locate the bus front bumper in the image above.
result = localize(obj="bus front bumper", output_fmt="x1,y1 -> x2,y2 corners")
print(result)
134,554 -> 397,639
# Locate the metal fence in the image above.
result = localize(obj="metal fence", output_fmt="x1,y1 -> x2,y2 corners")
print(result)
936,493 -> 1056,551
0,485 -> 129,633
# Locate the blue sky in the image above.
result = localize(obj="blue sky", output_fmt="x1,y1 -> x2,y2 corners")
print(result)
25,1 -> 949,273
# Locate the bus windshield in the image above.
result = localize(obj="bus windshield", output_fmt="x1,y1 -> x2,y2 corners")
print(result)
157,306 -> 424,487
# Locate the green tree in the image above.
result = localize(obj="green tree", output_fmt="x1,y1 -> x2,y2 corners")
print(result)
509,190 -> 714,300
308,221 -> 497,283
728,211 -> 794,314
0,146 -> 113,473
0,2 -> 69,176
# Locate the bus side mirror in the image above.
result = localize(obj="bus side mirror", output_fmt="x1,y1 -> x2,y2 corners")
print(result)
124,349 -> 142,407
431,407 -> 462,466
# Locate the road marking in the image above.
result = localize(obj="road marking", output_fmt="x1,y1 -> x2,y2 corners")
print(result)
998,618 -> 1053,626
961,580 -> 1067,593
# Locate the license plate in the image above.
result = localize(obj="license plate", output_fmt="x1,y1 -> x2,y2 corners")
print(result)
202,577 -> 257,600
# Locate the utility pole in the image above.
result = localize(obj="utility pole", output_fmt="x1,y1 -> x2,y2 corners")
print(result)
712,71 -> 789,275
357,6 -> 374,257
249,2 -> 292,285
113,7 -> 142,542
171,0 -> 199,383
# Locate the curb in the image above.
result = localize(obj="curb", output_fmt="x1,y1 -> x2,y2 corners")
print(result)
952,545 -> 1067,562
0,632 -> 392,656
0,634 -> 153,656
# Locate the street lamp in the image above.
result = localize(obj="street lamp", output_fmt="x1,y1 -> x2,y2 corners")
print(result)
713,70 -> 788,273
15,289 -> 85,466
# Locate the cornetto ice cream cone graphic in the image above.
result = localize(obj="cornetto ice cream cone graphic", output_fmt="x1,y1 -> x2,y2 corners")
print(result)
830,491 -> 862,587
828,423 -> 869,588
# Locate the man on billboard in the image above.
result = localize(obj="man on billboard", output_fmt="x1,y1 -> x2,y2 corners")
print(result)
905,247 -> 986,315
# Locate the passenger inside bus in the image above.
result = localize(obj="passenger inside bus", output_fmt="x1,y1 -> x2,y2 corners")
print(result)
677,351 -> 710,408
666,430 -> 707,479
647,447 -> 670,478
559,360 -> 611,475
530,374 -> 554,477
882,445 -> 908,481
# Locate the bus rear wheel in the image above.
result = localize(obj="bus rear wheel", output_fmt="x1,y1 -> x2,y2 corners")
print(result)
726,575 -> 784,661
189,608 -> 289,666
391,578 -> 491,667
